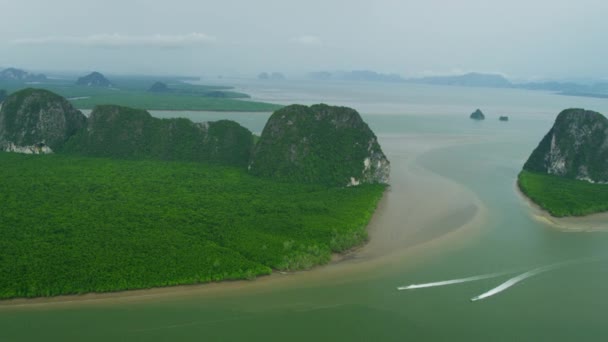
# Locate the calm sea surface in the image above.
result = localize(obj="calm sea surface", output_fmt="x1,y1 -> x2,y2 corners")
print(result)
3,80 -> 608,341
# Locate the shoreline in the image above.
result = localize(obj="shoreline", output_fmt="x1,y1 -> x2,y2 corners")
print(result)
514,180 -> 608,232
0,133 -> 488,309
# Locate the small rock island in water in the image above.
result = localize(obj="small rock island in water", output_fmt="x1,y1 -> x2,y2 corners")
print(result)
470,109 -> 485,120
518,108 -> 608,216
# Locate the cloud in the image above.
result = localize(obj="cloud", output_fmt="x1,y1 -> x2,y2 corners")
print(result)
290,35 -> 322,46
12,33 -> 216,48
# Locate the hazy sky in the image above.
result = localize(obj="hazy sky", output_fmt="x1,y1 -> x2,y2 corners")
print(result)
1,0 -> 607,80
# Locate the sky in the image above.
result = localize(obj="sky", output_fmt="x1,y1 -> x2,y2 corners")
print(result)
1,0 -> 607,80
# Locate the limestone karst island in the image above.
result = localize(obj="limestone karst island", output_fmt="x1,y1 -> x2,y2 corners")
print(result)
470,109 -> 485,120
0,88 -> 388,299
519,108 -> 608,216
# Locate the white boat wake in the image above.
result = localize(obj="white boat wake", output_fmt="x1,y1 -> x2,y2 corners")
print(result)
397,272 -> 511,291
470,260 -> 584,302
399,257 -> 603,301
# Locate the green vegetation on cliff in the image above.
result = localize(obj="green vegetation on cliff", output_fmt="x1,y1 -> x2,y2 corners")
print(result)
523,109 -> 608,182
62,105 -> 253,167
250,104 -> 390,186
0,152 -> 385,299
0,88 -> 86,151
518,171 -> 608,217
520,108 -> 608,216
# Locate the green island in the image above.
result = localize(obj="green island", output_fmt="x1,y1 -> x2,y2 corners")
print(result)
0,70 -> 281,111
518,171 -> 608,217
0,88 -> 388,299
0,152 -> 384,299
519,108 -> 608,217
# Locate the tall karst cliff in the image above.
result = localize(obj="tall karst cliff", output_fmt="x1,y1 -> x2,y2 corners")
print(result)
0,88 -> 86,153
523,108 -> 608,183
249,104 -> 390,186
62,105 -> 254,166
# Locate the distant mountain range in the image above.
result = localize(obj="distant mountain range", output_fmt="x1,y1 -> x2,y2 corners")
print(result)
0,68 -> 47,82
258,72 -> 286,81
307,70 -> 608,98
407,72 -> 511,88
308,70 -> 404,82
516,82 -> 608,99
308,70 -> 512,87
2,66 -> 608,100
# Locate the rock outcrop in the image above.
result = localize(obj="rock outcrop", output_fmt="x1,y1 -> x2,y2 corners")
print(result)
249,104 -> 390,186
76,72 -> 112,87
0,68 -> 47,82
0,88 -> 86,153
148,82 -> 169,92
470,109 -> 485,120
499,116 -> 509,121
0,90 -> 6,103
523,108 -> 608,183
62,105 -> 254,167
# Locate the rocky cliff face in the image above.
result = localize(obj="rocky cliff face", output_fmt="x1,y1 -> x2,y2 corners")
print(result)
249,104 -> 390,186
62,105 -> 254,166
0,88 -> 86,153
523,108 -> 608,183
76,72 -> 112,87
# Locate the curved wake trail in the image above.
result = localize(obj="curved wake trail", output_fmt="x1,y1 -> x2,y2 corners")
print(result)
397,272 -> 510,291
470,261 -> 579,302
